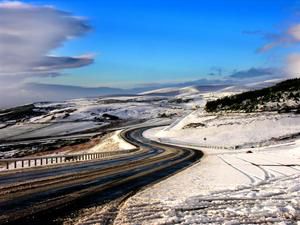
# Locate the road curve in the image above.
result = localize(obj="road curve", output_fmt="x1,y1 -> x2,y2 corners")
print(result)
0,125 -> 203,225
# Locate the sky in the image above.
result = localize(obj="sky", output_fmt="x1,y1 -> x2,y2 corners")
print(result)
0,0 -> 300,106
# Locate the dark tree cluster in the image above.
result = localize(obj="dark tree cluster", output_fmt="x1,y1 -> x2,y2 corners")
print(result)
205,78 -> 300,113
0,104 -> 44,122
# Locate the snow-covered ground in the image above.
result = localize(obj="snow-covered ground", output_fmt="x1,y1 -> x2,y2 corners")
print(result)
71,110 -> 300,225
2,85 -> 300,224
77,130 -> 136,153
33,95 -> 187,122
0,95 -> 188,141
146,111 -> 300,149
96,110 -> 300,225
0,85 -> 238,142
111,137 -> 300,225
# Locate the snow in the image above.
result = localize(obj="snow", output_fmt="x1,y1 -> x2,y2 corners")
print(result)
140,86 -> 201,99
2,88 -> 300,224
0,96 -> 188,141
140,87 -> 180,95
12,122 -> 102,140
77,130 -> 136,153
108,111 -> 300,224
111,138 -> 300,225
0,123 -> 47,140
32,95 -> 186,123
71,114 -> 300,224
39,95 -> 186,121
146,111 -> 300,149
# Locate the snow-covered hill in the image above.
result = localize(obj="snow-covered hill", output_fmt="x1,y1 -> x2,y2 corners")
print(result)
146,111 -> 300,149
140,86 -> 200,96
140,85 -> 231,97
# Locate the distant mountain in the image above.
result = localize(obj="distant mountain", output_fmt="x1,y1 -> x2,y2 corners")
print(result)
140,87 -> 183,96
0,77 -> 276,109
140,85 -> 229,96
25,83 -> 129,97
0,83 -> 136,109
205,78 -> 300,113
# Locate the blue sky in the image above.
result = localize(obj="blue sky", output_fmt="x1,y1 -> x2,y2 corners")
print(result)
4,0 -> 300,87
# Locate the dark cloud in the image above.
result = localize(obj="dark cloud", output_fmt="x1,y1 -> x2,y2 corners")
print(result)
209,66 -> 223,76
0,1 -> 93,78
31,56 -> 94,74
230,68 -> 276,79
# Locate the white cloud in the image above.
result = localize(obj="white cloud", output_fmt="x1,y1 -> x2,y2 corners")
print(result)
0,1 -> 93,79
285,53 -> 300,78
287,24 -> 300,40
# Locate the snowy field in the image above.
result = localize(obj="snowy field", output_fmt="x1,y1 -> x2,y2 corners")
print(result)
0,85 -> 235,142
2,85 -> 300,224
111,137 -> 300,225
0,95 -> 189,141
146,111 -> 300,149
72,110 -> 300,225
92,110 -> 300,225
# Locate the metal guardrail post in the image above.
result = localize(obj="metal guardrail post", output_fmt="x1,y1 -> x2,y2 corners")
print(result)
0,148 -> 137,171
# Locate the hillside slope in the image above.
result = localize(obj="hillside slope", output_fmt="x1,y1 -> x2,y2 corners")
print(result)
205,78 -> 300,113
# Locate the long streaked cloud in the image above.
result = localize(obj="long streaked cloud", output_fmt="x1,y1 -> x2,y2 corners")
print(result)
252,18 -> 300,78
0,1 -> 93,79
257,24 -> 300,53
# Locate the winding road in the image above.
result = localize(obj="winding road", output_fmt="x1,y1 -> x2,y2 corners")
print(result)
0,125 -> 203,225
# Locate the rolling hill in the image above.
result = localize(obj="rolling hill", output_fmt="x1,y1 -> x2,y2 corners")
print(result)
205,78 -> 300,113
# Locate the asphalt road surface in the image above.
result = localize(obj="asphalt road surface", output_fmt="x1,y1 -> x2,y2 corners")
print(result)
0,125 -> 203,225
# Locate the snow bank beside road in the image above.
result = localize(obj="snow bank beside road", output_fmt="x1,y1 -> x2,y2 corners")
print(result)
77,130 -> 136,154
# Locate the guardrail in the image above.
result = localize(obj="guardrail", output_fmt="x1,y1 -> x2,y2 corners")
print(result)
0,149 -> 136,170
158,138 -> 237,150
